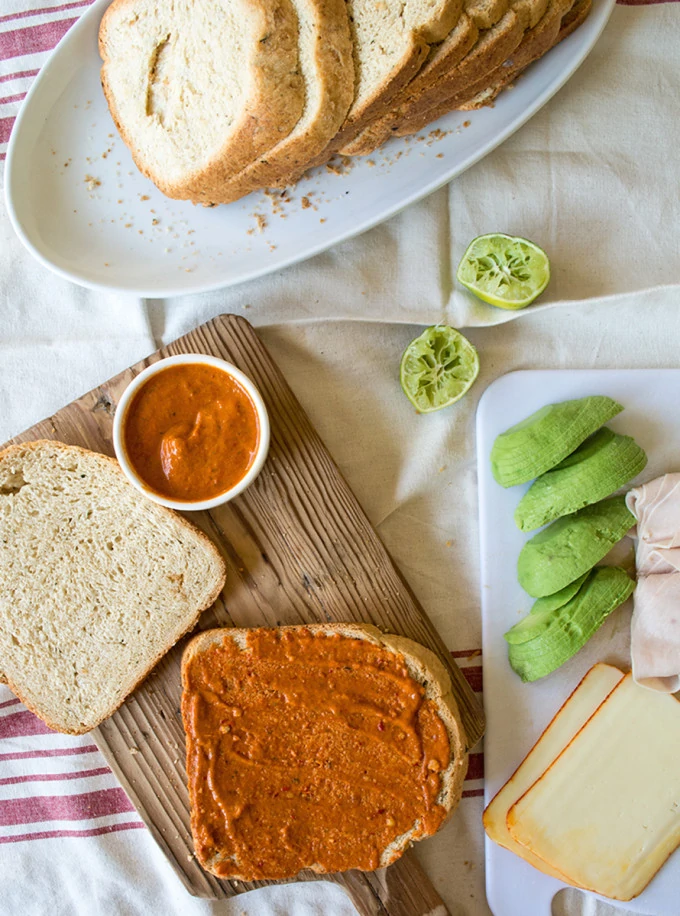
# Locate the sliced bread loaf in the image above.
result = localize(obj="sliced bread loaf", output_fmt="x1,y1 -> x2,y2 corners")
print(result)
205,0 -> 354,202
341,13 -> 480,155
394,0 -> 576,132
339,0 -> 515,156
0,441 -> 226,734
390,6 -> 532,136
457,0 -> 574,110
343,4 -> 529,154
182,623 -> 468,879
99,0 -> 304,204
300,0 -> 466,171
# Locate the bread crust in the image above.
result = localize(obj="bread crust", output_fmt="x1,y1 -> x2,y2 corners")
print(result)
456,0 -> 574,110
99,0 -> 305,205
341,13 -> 479,156
393,8 -> 529,130
208,0 -> 355,200
182,623 -> 468,878
393,0 -> 576,132
300,0 -> 466,168
0,440 -> 226,734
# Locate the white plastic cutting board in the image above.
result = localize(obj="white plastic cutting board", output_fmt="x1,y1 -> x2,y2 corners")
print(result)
477,370 -> 680,916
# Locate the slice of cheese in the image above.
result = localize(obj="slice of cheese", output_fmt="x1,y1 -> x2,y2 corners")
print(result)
483,663 -> 624,881
508,672 -> 680,901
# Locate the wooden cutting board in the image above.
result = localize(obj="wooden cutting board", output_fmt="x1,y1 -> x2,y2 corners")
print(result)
5,314 -> 484,915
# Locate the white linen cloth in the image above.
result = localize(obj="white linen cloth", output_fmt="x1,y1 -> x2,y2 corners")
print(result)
1,2 -> 680,915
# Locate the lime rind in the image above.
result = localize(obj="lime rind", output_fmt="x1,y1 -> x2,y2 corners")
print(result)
400,325 -> 479,413
457,233 -> 550,310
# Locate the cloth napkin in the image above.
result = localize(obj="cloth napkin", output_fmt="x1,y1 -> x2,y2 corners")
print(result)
1,1 -> 680,915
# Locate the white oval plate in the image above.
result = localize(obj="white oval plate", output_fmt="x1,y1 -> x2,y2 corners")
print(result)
5,0 -> 614,298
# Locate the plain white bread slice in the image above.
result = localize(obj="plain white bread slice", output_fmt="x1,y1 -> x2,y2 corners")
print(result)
209,0 -> 354,201
0,441 -> 226,734
99,0 -> 304,205
483,662 -> 624,881
182,623 -> 468,878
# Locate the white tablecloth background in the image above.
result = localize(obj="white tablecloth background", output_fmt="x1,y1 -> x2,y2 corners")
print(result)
1,3 -> 679,914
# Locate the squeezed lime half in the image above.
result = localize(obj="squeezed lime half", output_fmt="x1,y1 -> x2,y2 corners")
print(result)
456,233 -> 550,309
400,325 -> 479,413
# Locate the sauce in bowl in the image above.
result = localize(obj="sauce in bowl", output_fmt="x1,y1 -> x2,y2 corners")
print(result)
122,363 -> 260,502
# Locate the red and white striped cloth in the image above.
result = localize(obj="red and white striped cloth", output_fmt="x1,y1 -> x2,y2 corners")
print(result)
0,688 -> 143,846
0,650 -> 484,914
0,651 -> 484,850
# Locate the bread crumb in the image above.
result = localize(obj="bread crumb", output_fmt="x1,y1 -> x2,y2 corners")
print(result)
301,196 -> 311,209
84,175 -> 100,191
254,214 -> 267,232
140,194 -> 150,201
129,746 -> 139,754
463,120 -> 471,128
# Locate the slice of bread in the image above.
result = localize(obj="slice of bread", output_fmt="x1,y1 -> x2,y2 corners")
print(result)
99,0 -> 304,205
361,0 -> 578,142
300,0 -> 466,171
457,0 -> 576,110
341,13 -> 480,155
339,0 -> 516,156
0,441 -> 226,734
205,0 -> 354,202
342,3 -> 530,155
182,623 -> 468,880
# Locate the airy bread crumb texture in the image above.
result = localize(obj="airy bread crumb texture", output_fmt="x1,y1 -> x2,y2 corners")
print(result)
0,441 -> 226,734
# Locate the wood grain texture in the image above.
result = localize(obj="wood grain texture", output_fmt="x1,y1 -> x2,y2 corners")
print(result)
3,315 -> 484,914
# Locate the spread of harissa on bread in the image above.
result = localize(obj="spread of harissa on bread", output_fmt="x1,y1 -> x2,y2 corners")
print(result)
97,0 -> 592,205
181,624 -> 468,880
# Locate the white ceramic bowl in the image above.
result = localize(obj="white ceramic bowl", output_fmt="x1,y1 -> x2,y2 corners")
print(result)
112,354 -> 270,511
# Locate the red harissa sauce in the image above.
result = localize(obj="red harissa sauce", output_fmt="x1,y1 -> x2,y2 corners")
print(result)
123,363 -> 260,501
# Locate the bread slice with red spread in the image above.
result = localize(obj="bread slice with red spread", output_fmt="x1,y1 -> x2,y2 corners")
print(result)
181,623 -> 468,880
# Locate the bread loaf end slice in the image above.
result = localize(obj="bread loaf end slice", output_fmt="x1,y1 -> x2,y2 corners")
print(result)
0,441 -> 226,733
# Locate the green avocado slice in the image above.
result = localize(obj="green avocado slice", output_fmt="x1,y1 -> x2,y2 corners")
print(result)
517,495 -> 635,598
514,429 -> 647,532
504,572 -> 590,645
507,566 -> 634,682
490,395 -> 623,488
